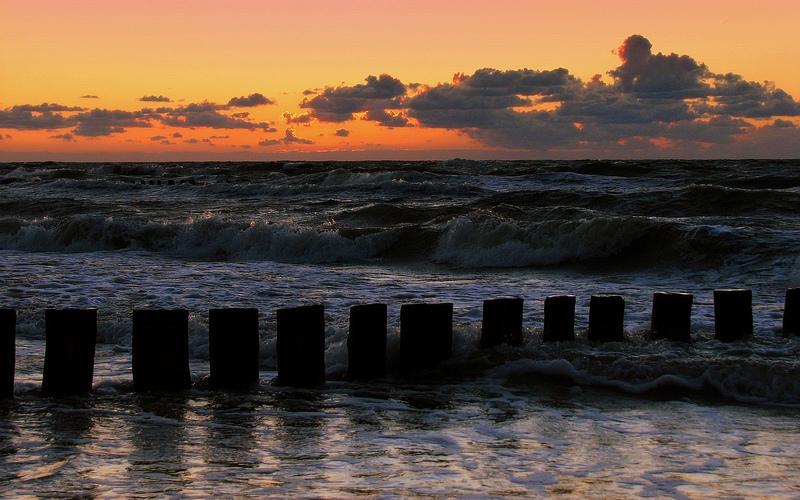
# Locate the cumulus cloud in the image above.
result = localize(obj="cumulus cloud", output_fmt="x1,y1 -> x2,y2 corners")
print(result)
71,108 -> 153,136
300,74 -> 407,122
259,127 -> 314,146
227,93 -> 276,107
334,128 -> 350,137
159,101 -> 275,131
399,34 -> 800,152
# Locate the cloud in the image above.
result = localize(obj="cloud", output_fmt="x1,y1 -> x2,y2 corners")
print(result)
283,111 -> 313,124
227,93 -> 276,107
80,95 -> 100,99
259,127 -> 314,146
0,103 -> 84,130
608,34 -> 709,97
398,34 -> 800,152
70,108 -> 153,136
364,109 -> 409,127
140,95 -> 172,103
300,74 -> 407,122
49,133 -> 75,141
334,128 -> 350,137
0,108 -> 70,130
159,101 -> 274,130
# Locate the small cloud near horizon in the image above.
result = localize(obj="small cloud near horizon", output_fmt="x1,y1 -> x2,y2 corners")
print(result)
140,95 -> 172,103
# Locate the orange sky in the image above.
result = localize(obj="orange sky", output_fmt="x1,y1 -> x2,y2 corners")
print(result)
2,0 -> 800,160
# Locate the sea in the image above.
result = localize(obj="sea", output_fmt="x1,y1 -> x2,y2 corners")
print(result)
1,159 -> 799,498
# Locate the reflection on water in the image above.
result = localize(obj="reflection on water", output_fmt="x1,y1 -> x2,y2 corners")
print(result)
126,395 -> 191,495
0,385 -> 799,497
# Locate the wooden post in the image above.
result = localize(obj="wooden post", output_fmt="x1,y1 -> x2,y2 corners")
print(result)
0,309 -> 15,399
42,309 -> 97,397
480,298 -> 523,349
783,288 -> 800,336
400,303 -> 453,374
543,295 -> 576,342
588,295 -> 625,343
132,309 -> 191,392
209,308 -> 260,390
714,289 -> 753,342
276,304 -> 325,387
651,292 -> 693,343
347,303 -> 387,381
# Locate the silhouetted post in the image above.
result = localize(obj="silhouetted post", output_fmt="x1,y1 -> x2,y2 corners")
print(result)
480,297 -> 523,349
41,309 -> 97,397
783,288 -> 800,336
588,295 -> 625,343
132,309 -> 191,392
0,309 -> 15,399
209,308 -> 260,390
543,295 -> 576,342
651,292 -> 693,343
276,304 -> 325,387
400,303 -> 453,374
347,303 -> 388,381
714,289 -> 753,342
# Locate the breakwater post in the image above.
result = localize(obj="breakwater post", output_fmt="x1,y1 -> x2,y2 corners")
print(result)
1,309 -> 15,399
132,309 -> 191,392
651,292 -> 693,343
783,288 -> 800,336
347,303 -> 388,381
480,298 -> 523,349
209,308 -> 260,390
400,303 -> 453,374
543,295 -> 576,342
588,295 -> 625,343
276,304 -> 326,387
713,289 -> 753,342
41,309 -> 97,397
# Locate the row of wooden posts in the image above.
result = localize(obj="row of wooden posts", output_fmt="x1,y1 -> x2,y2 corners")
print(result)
1,288 -> 798,399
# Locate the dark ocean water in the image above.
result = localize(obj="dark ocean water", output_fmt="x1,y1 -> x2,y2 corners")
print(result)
1,159 -> 799,497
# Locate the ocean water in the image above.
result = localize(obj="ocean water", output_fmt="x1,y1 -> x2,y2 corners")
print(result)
1,159 -> 799,497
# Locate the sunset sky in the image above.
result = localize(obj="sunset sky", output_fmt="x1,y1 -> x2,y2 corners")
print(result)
2,0 -> 800,161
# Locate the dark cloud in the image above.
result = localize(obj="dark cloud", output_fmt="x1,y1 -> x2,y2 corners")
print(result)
398,34 -> 800,151
227,93 -> 276,107
159,102 -> 274,131
283,112 -> 313,124
0,108 -> 70,130
0,103 -> 86,130
70,108 -> 153,137
608,34 -> 709,96
334,128 -> 350,137
140,95 -> 172,103
80,95 -> 100,99
709,74 -> 800,118
259,127 -> 314,146
300,74 -> 406,122
49,133 -> 75,141
364,109 -> 410,127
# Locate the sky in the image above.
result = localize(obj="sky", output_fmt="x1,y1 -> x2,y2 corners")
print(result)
2,0 -> 800,161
